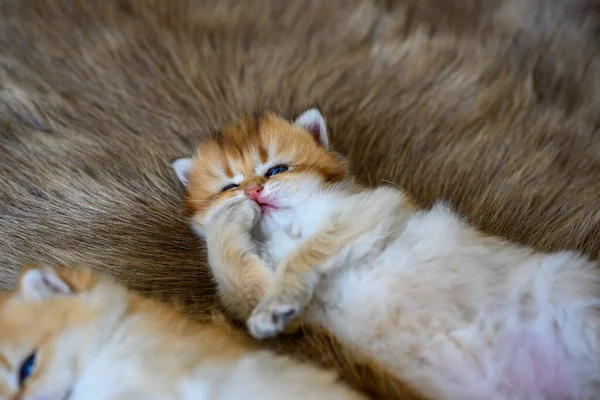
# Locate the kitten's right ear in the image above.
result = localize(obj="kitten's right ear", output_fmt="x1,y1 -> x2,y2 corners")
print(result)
18,263 -> 73,300
295,108 -> 329,148
171,157 -> 194,188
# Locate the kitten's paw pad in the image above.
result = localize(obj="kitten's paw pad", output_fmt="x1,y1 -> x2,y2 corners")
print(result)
247,303 -> 301,340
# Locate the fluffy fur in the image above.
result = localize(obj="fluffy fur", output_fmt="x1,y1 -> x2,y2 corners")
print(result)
0,263 -> 366,400
175,110 -> 600,400
4,0 -> 600,397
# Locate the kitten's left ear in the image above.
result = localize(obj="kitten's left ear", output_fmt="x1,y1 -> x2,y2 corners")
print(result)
295,108 -> 329,148
18,263 -> 96,300
18,263 -> 73,300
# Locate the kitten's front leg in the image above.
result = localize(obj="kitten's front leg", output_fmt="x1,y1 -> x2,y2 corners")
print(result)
246,270 -> 313,340
204,198 -> 272,319
248,219 -> 364,339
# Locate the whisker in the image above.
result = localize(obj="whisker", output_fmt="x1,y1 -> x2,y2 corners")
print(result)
382,179 -> 402,190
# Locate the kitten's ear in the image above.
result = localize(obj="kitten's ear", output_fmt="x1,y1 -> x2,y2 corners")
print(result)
18,263 -> 97,300
18,263 -> 73,300
294,108 -> 329,148
171,157 -> 194,188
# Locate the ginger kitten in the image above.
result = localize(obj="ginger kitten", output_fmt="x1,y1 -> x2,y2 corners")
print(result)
0,263 -> 365,400
173,109 -> 600,400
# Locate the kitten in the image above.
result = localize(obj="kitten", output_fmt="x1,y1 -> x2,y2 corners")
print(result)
173,109 -> 600,400
0,262 -> 366,400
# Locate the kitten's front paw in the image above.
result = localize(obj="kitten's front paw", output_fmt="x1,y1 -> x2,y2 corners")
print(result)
235,199 -> 261,231
210,197 -> 259,231
247,301 -> 302,340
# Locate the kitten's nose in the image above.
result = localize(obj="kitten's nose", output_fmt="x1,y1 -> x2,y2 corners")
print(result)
245,184 -> 263,201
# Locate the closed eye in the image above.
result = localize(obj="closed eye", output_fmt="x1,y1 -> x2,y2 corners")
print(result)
19,351 -> 36,385
265,165 -> 289,178
221,183 -> 239,192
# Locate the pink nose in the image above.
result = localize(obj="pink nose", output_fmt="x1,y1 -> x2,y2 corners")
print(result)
245,185 -> 263,201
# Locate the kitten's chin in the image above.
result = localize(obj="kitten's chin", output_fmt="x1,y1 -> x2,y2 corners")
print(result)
257,208 -> 295,235
259,204 -> 277,216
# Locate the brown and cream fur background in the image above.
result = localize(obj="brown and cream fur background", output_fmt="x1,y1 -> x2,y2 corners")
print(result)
2,0 -> 600,398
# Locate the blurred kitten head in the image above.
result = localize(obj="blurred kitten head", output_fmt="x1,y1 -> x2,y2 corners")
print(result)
172,109 -> 349,235
0,263 -> 125,400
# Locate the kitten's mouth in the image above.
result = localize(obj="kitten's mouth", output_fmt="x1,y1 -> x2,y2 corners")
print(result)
257,200 -> 278,213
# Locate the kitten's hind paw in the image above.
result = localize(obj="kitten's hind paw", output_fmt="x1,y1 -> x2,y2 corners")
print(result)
247,302 -> 301,340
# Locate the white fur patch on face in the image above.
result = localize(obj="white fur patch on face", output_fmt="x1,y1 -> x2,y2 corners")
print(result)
232,173 -> 244,184
267,141 -> 277,161
208,166 -> 244,193
171,158 -> 194,187
250,148 -> 263,166
294,108 -> 329,148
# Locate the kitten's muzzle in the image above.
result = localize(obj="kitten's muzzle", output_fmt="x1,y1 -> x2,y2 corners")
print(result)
245,184 -> 263,201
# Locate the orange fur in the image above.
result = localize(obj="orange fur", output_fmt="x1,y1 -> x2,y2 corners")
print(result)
184,112 -> 348,221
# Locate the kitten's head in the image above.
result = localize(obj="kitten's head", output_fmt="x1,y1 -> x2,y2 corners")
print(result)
172,109 -> 349,234
0,263 -> 125,400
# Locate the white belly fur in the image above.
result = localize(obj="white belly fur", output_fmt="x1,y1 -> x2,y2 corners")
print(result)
276,204 -> 600,400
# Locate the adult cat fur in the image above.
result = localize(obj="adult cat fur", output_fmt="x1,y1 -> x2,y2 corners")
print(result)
0,263 -> 365,400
